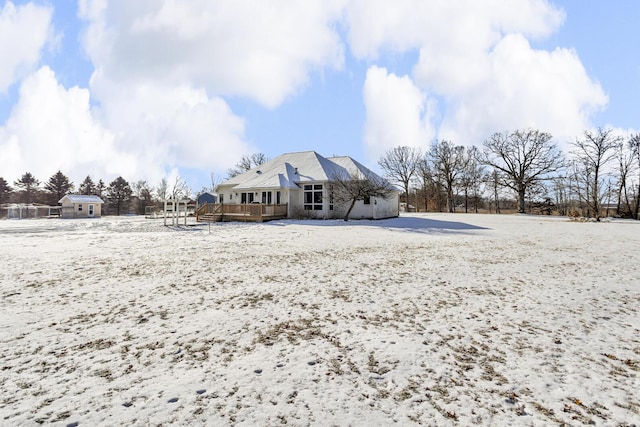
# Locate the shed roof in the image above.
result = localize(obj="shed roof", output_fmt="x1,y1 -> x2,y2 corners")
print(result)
59,195 -> 104,204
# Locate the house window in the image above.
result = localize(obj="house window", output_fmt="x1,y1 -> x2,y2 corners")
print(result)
219,194 -> 224,203
78,204 -> 83,211
364,196 -> 371,205
241,192 -> 254,204
262,191 -> 272,204
329,185 -> 334,210
304,184 -> 323,210
276,191 -> 281,205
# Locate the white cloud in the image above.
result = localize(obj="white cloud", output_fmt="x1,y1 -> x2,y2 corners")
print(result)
362,66 -> 435,162
0,1 -> 617,191
345,0 -> 564,61
79,0 -> 346,108
435,34 -> 608,147
0,66 -> 251,188
347,0 -> 606,150
0,1 -> 54,92
89,71 -> 252,185
63,0 -> 348,189
0,66 -> 135,186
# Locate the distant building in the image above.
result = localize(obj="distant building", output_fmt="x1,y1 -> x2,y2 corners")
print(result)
59,195 -> 104,218
196,192 -> 217,207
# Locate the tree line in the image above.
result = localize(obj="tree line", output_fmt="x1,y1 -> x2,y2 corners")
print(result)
3,127 -> 639,220
378,128 -> 640,221
0,152 -> 267,217
0,172 -> 196,216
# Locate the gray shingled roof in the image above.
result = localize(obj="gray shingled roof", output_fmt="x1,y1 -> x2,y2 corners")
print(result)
219,151 -> 388,190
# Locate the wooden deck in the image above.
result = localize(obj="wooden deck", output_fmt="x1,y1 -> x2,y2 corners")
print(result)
196,203 -> 288,223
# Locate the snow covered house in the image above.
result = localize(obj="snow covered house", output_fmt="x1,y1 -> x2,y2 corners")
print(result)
59,195 -> 104,218
206,151 -> 399,221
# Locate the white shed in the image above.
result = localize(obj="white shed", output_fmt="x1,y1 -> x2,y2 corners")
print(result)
59,195 -> 104,218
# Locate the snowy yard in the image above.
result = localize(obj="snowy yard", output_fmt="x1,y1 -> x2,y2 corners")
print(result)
1,213 -> 639,426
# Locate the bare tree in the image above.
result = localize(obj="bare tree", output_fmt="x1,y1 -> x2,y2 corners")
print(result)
629,133 -> 640,219
551,174 -> 571,216
169,176 -> 191,200
567,158 -> 593,217
415,157 -> 436,212
329,170 -> 395,221
209,172 -> 223,193
430,140 -> 467,213
378,146 -> 422,211
614,142 -> 635,217
227,153 -> 269,178
487,169 -> 501,214
132,180 -> 153,215
481,129 -> 564,214
572,127 -> 621,221
460,146 -> 486,213
156,178 -> 168,201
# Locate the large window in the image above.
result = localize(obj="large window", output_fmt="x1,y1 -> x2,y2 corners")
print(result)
304,184 -> 323,210
241,192 -> 254,204
262,191 -> 272,204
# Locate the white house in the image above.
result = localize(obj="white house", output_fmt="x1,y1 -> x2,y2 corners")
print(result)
59,195 -> 104,218
214,151 -> 399,220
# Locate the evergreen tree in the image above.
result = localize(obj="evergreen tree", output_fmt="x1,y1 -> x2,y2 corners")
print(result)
0,177 -> 12,204
106,176 -> 132,215
14,172 -> 41,204
96,179 -> 106,197
44,171 -> 74,205
79,175 -> 96,195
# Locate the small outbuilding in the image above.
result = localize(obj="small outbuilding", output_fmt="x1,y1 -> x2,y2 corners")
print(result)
196,192 -> 217,207
59,195 -> 104,218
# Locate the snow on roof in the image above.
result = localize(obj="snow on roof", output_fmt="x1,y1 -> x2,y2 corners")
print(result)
328,156 -> 378,179
219,151 -> 388,190
59,194 -> 104,204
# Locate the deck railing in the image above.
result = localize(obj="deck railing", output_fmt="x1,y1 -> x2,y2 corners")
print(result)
196,203 -> 288,222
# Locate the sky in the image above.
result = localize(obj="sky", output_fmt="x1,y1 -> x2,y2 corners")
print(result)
0,0 -> 638,193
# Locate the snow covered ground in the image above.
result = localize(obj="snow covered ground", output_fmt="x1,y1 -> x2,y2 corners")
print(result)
1,213 -> 639,426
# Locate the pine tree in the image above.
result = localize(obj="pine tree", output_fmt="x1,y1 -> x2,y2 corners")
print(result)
44,171 -> 74,205
14,172 -> 40,204
79,176 -> 96,195
96,179 -> 105,197
106,177 -> 132,215
0,177 -> 13,204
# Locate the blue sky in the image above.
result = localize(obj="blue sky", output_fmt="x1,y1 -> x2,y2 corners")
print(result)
1,1 -> 638,193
